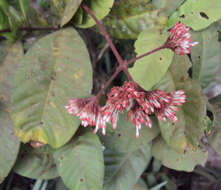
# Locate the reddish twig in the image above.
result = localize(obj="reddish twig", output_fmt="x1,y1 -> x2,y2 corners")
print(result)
96,66 -> 123,98
82,4 -> 124,65
82,5 -> 165,99
126,45 -> 166,66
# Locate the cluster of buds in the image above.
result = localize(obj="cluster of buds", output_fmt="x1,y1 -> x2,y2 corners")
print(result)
165,22 -> 199,55
65,81 -> 186,137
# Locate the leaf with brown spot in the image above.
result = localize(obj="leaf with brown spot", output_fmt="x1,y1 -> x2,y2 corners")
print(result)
53,130 -> 104,190
207,95 -> 221,155
0,110 -> 20,183
154,55 -> 207,153
0,42 -> 23,108
102,113 -> 159,190
14,144 -> 58,179
11,28 -> 93,148
152,137 -> 208,172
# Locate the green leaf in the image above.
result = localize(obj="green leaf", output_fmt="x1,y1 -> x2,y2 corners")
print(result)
102,113 -> 159,190
60,0 -> 83,27
168,0 -> 221,31
0,42 -> 23,108
102,0 -> 168,39
53,130 -> 104,190
0,41 -> 11,66
55,179 -> 69,190
207,95 -> 221,155
152,137 -> 208,172
129,28 -> 173,90
11,28 -> 93,148
133,179 -> 149,190
14,144 -> 58,179
0,111 -> 20,183
191,24 -> 221,89
18,0 -> 30,24
154,55 -> 207,152
152,0 -> 185,17
74,0 -> 114,28
49,0 -> 66,20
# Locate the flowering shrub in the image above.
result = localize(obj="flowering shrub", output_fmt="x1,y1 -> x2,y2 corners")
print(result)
0,0 -> 220,190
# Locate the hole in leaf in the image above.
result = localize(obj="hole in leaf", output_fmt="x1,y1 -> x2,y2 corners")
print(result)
188,67 -> 192,78
179,14 -> 185,18
51,75 -> 56,80
200,12 -> 209,19
207,110 -> 214,122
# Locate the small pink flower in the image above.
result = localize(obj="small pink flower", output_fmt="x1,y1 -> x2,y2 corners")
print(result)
126,103 -> 152,138
155,90 -> 186,122
166,22 -> 199,55
65,97 -> 108,134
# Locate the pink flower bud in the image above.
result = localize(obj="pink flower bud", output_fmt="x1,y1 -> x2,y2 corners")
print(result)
166,22 -> 199,55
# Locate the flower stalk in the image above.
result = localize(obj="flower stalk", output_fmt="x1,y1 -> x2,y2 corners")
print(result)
65,5 -> 198,136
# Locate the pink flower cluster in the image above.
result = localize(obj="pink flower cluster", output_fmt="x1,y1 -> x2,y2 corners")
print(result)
166,22 -> 199,55
65,82 -> 186,137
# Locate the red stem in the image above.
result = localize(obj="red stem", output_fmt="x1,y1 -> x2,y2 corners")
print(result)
126,45 -> 166,66
82,4 -> 124,65
96,66 -> 123,98
123,68 -> 134,82
82,5 -> 166,100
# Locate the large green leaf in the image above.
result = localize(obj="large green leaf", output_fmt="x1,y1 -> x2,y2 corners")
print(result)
0,42 -> 23,108
133,179 -> 149,190
11,28 -> 93,148
154,55 -> 207,152
129,28 -> 173,90
102,113 -> 159,190
152,137 -> 208,172
55,178 -> 69,190
60,0 -> 83,27
207,95 -> 221,155
168,0 -> 221,31
0,41 -> 13,66
0,111 -> 20,183
53,130 -> 104,190
152,0 -> 185,17
14,144 -> 58,179
102,0 -> 168,39
191,24 -> 221,89
74,0 -> 114,28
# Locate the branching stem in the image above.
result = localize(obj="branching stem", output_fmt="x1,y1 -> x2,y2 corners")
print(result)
82,4 -> 124,65
126,45 -> 166,66
82,4 -> 165,100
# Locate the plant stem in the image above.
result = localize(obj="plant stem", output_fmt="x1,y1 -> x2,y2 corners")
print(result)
82,4 -> 124,65
126,45 -> 166,66
123,67 -> 134,81
0,26 -> 59,33
96,66 -> 123,98
81,5 -> 166,101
